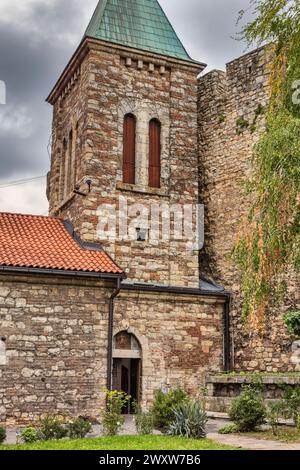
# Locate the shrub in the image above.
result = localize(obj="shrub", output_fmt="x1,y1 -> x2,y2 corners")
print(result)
134,412 -> 154,435
101,413 -> 124,437
21,427 -> 40,443
168,400 -> 207,439
38,416 -> 68,441
218,424 -> 239,435
132,401 -> 154,435
151,386 -> 187,433
0,427 -> 6,444
281,386 -> 300,426
267,402 -> 284,436
265,387 -> 300,433
100,390 -> 130,436
284,311 -> 300,339
67,417 -> 92,439
229,385 -> 267,432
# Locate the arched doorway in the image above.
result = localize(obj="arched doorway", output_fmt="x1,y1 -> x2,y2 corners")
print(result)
112,331 -> 142,414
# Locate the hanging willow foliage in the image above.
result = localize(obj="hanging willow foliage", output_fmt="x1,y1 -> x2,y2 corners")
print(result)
233,0 -> 300,328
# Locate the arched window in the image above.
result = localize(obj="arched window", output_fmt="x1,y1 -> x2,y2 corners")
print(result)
149,119 -> 161,188
113,331 -> 141,355
123,114 -> 136,184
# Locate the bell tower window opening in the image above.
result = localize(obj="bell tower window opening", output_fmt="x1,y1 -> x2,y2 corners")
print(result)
71,122 -> 79,190
123,113 -> 136,184
149,118 -> 161,188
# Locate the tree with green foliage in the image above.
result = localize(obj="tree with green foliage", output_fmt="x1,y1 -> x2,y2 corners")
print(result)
234,0 -> 300,328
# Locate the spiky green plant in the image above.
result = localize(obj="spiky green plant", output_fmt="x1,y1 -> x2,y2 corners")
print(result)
168,400 -> 207,440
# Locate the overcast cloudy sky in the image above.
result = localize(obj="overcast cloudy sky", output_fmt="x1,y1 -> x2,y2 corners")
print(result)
0,0 -> 253,215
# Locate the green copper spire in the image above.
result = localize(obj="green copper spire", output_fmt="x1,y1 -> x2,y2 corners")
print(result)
85,0 -> 194,62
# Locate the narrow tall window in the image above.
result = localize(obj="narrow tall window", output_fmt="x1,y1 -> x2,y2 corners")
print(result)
149,119 -> 161,188
60,138 -> 67,201
71,123 -> 78,189
65,130 -> 73,197
123,114 -> 136,184
0,337 -> 7,366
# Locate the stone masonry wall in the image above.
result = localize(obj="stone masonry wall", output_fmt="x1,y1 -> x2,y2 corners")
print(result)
198,46 -> 300,373
48,41 -> 201,288
0,273 -> 224,426
114,290 -> 225,409
0,274 -> 113,426
48,53 -> 89,212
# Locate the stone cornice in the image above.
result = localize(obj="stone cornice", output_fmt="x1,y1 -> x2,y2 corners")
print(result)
46,37 -> 206,105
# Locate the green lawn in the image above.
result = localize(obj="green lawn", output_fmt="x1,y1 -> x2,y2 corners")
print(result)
1,435 -> 237,451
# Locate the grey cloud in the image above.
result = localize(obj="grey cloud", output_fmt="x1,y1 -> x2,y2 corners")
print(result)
160,0 -> 251,69
0,0 -> 90,182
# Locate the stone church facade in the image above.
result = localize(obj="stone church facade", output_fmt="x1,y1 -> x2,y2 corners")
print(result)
0,0 -> 299,425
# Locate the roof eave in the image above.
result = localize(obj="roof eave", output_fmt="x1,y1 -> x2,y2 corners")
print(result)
0,265 -> 126,280
85,34 -> 206,68
46,37 -> 89,105
46,36 -> 206,105
121,281 -> 231,299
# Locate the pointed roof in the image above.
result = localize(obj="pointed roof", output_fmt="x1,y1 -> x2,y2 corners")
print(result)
85,0 -> 194,62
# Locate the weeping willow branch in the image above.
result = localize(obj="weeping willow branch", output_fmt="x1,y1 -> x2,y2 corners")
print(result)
233,0 -> 300,328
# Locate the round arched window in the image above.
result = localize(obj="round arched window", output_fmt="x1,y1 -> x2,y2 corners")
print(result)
113,331 -> 141,357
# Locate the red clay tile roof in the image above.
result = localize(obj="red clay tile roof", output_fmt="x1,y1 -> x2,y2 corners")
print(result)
0,213 -> 123,275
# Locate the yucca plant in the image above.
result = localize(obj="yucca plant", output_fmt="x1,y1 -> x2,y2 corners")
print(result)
168,400 -> 207,439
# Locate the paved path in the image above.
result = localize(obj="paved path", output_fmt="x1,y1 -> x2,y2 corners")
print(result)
207,432 -> 300,451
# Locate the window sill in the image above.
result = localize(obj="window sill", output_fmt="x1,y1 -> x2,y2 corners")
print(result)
116,181 -> 169,197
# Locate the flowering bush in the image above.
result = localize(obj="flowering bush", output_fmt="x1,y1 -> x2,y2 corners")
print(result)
100,390 -> 130,436
38,416 -> 68,441
67,417 -> 92,439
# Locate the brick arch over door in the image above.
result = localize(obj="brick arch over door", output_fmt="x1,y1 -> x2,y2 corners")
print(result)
113,324 -> 154,409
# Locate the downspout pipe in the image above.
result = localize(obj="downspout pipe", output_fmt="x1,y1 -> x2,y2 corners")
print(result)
107,277 -> 122,391
223,295 -> 231,372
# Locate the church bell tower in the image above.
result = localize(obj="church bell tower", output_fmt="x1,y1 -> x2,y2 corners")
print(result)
47,0 -> 205,287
